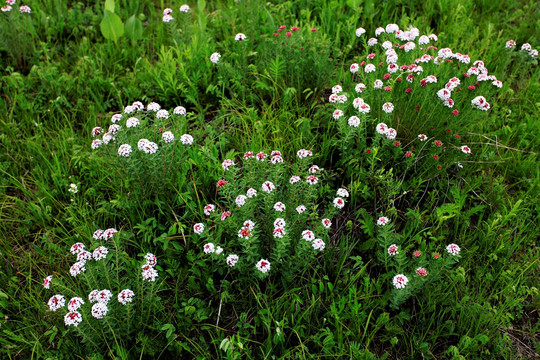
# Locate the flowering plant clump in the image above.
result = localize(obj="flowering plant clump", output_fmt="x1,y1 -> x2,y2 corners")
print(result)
41,227 -> 163,350
373,216 -> 461,308
330,24 -> 502,174
195,149 -> 347,280
91,101 -> 195,205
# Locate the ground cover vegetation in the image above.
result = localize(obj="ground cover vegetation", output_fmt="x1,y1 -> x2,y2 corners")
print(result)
0,0 -> 538,359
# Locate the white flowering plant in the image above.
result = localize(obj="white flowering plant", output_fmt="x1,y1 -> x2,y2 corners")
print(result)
90,101 -> 195,207
0,1 -> 34,71
361,213 -> 462,309
41,228 -> 164,353
194,149 -> 347,281
330,24 -> 503,178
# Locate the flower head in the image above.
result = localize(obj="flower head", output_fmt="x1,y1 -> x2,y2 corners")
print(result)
387,244 -> 398,256
194,223 -> 204,235
262,181 -> 275,193
68,297 -> 85,312
64,311 -> 83,327
312,239 -> 325,250
118,144 -> 132,157
118,289 -> 135,305
43,275 -> 52,289
48,295 -> 65,312
235,33 -> 247,41
256,259 -> 271,273
393,274 -> 408,289
162,131 -> 175,143
227,254 -> 239,267
210,52 -> 221,64
322,218 -> 332,229
92,246 -> 109,261
446,243 -> 461,255
416,267 -> 427,276
91,303 -> 108,319
203,243 -> 215,254
174,106 -> 187,116
377,217 -> 390,226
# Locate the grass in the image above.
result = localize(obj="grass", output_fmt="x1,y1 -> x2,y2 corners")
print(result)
0,0 -> 539,359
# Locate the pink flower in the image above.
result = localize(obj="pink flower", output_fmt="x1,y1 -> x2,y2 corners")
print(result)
221,211 -> 231,221
416,267 -> 427,276
387,244 -> 398,256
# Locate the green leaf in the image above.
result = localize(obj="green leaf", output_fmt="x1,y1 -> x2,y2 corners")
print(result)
100,10 -> 124,43
105,0 -> 115,13
124,15 -> 143,44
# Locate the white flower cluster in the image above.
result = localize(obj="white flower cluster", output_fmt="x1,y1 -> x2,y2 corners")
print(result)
141,253 -> 159,281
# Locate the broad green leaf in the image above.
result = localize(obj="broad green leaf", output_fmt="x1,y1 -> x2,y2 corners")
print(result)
124,15 -> 143,43
104,0 -> 115,13
100,10 -> 124,43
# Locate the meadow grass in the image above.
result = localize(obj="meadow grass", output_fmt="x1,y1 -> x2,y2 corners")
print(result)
0,0 -> 538,359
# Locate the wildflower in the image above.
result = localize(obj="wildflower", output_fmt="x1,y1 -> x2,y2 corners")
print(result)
296,205 -> 307,214
203,243 -> 215,254
393,274 -> 408,289
386,128 -> 397,140
437,89 -> 451,101
505,40 -> 516,49
296,149 -> 312,159
91,139 -> 103,149
137,139 -> 149,150
91,303 -> 108,319
174,106 -> 187,115
418,134 -> 427,141
331,85 -> 342,94
179,4 -> 190,12
367,38 -> 378,46
144,253 -> 157,267
364,64 -> 376,73
92,246 -> 109,261
221,211 -> 231,221
333,197 -> 345,209
306,175 -> 318,185
273,227 -> 286,238
274,202 -> 286,212
434,140 -> 442,147
142,141 -> 159,153
460,145 -> 471,154
337,94 -> 348,103
350,63 -> 359,73
43,275 -> 52,289
210,52 -> 221,64
358,103 -> 371,113
238,227 -> 251,239
405,151 -> 413,158
530,49 -> 538,58
356,27 -> 366,37
376,123 -> 388,135
163,14 -> 174,22
162,131 -> 175,143
108,124 -> 121,135
48,295 -> 65,312
242,188 -> 257,200
141,265 -> 158,281
256,152 -> 268,161
75,250 -> 91,262
437,165 -> 442,170
373,79 -> 383,89
88,290 -> 99,303
70,261 -> 86,277
222,159 -> 235,171
193,223 -> 205,235
433,155 -> 439,160
244,151 -> 254,159
377,217 -> 389,226
386,23 -> 399,33
102,228 -> 117,240
19,5 -> 31,13
348,116 -> 360,127
204,204 -> 215,216
353,97 -> 364,109
67,297 -> 85,312
413,250 -> 421,258
444,99 -> 455,108
102,132 -> 114,144
64,311 -> 83,327
271,155 -> 284,164
521,43 -> 532,51
492,80 -> 503,88
163,8 -> 173,15
256,259 -> 271,273
118,144 -> 132,157
118,289 -> 135,305
355,83 -> 367,93
382,102 -> 394,114
388,244 -> 398,256
322,218 -> 332,229
124,105 -> 136,114
95,290 -> 112,304
236,195 -> 247,207
147,102 -> 161,112
446,243 -> 461,255
1,5 -> 12,11
235,33 -> 247,41
312,239 -> 325,250
226,254 -> 239,267
217,179 -> 227,188
216,247 -> 223,255
262,181 -> 275,193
